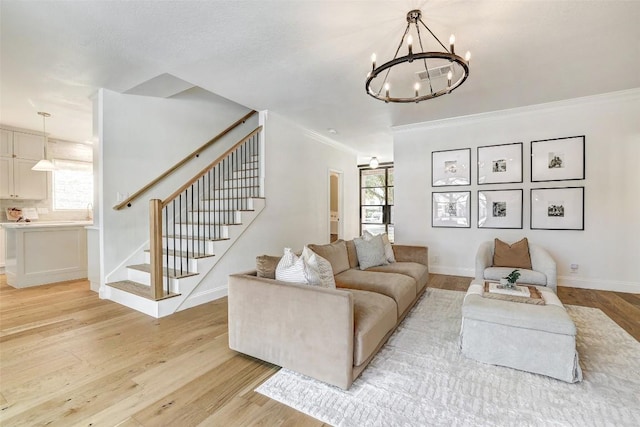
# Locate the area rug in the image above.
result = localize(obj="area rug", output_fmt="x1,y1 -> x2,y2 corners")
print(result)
256,288 -> 640,427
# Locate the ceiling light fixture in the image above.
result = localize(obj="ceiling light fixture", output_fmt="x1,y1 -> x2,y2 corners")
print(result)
365,9 -> 470,103
32,111 -> 56,172
369,157 -> 379,169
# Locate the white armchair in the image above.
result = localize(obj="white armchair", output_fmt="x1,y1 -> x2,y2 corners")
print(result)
475,240 -> 557,292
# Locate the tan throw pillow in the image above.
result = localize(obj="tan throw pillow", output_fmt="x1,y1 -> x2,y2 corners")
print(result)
256,255 -> 281,279
493,238 -> 533,270
345,239 -> 359,269
307,240 -> 351,275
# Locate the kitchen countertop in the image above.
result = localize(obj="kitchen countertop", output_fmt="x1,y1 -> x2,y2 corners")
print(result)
1,220 -> 93,229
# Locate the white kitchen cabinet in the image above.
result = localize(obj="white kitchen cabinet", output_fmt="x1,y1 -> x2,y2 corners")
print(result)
0,129 -> 12,157
0,129 -> 47,200
0,157 -> 12,199
13,132 -> 46,160
4,222 -> 89,287
0,226 -> 6,270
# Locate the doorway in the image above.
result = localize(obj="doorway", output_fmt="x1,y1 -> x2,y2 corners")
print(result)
329,170 -> 343,243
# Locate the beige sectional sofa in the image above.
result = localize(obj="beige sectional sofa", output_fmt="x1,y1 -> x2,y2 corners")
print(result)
227,239 -> 429,389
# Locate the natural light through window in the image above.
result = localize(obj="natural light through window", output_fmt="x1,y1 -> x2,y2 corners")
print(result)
53,159 -> 93,210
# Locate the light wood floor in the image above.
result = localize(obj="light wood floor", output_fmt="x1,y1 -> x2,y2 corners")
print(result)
1,274 -> 638,426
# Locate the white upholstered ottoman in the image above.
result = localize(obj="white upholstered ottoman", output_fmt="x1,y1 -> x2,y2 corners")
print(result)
460,281 -> 582,383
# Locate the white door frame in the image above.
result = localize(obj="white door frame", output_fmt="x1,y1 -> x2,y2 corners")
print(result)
328,169 -> 344,242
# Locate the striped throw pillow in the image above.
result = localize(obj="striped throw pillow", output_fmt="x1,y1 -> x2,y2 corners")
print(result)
275,248 -> 308,284
302,246 -> 336,289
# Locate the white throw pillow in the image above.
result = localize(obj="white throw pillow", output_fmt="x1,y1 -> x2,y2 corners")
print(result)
363,230 -> 395,263
275,248 -> 309,284
354,234 -> 388,270
302,246 -> 336,289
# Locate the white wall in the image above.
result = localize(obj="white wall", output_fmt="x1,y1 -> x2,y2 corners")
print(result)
394,89 -> 640,293
186,112 -> 359,298
98,87 -> 256,277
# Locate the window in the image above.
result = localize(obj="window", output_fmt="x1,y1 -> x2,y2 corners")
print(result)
360,164 -> 394,242
53,159 -> 93,210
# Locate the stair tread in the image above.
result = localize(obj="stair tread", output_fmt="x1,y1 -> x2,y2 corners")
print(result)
127,264 -> 199,279
143,249 -> 215,259
107,280 -> 180,301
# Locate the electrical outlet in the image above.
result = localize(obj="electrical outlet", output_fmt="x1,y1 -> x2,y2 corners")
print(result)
433,255 -> 440,263
570,263 -> 579,273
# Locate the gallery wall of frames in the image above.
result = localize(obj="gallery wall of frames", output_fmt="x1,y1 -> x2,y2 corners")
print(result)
431,135 -> 585,230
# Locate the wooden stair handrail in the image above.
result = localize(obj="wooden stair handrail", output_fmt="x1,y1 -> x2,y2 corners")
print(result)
113,110 -> 257,210
161,125 -> 262,208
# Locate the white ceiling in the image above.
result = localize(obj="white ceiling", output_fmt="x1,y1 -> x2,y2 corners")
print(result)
1,1 -> 639,163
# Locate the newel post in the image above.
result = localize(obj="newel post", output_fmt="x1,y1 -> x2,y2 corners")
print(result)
149,199 -> 164,300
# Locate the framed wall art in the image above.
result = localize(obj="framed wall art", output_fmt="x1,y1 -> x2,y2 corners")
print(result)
530,187 -> 584,230
432,191 -> 471,228
478,189 -> 523,229
432,148 -> 471,187
477,142 -> 523,184
531,136 -> 585,182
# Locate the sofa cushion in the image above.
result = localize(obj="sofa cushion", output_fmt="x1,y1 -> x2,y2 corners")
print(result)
335,269 -> 416,317
493,238 -> 532,270
354,234 -> 388,270
308,240 -> 351,275
256,255 -> 281,279
484,267 -> 547,286
366,262 -> 429,293
346,289 -> 397,366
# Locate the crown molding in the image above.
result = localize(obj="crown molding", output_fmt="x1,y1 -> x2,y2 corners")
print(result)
392,88 -> 640,133
303,129 -> 359,155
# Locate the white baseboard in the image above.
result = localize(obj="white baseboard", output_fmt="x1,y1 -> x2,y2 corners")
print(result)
429,265 -> 640,293
178,286 -> 228,312
429,265 -> 474,278
558,276 -> 640,294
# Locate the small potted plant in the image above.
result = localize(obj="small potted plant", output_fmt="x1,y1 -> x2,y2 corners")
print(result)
500,269 -> 521,289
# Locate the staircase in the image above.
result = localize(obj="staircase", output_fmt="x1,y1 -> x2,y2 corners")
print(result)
102,120 -> 265,318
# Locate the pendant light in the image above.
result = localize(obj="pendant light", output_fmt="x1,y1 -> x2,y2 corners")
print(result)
32,112 -> 56,171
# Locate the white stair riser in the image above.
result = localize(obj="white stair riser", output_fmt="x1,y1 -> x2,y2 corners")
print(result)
172,223 -> 230,237
166,238 -> 219,252
198,198 -> 254,210
184,211 -> 241,224
232,170 -> 259,179
143,252 -> 199,270
212,178 -> 259,191
212,188 -> 259,198
126,268 -> 180,291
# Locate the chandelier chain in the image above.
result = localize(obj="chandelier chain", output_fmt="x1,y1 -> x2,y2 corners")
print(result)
414,21 -> 434,95
418,18 -> 449,52
377,23 -> 411,97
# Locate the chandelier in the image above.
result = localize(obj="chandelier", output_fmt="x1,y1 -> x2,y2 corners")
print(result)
365,9 -> 470,103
